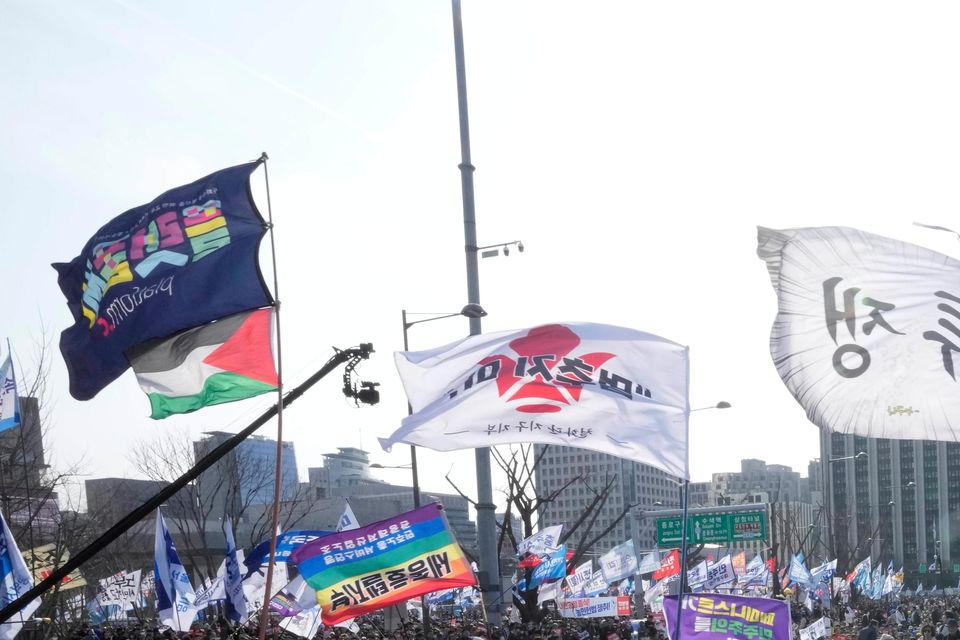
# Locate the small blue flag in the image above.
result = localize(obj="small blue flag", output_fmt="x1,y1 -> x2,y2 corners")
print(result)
223,521 -> 247,623
0,353 -> 20,433
0,511 -> 39,638
530,545 -> 568,590
155,509 -> 198,631
243,530 -> 332,579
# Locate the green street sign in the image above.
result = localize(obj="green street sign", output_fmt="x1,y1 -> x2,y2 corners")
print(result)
655,511 -> 767,545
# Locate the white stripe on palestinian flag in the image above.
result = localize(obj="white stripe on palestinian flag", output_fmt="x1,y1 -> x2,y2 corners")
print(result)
128,308 -> 277,419
135,344 -> 221,396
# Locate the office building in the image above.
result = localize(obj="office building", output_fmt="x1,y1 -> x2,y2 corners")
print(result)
0,397 -> 59,541
688,482 -> 711,508
823,432 -> 960,580
307,447 -> 375,498
708,459 -> 804,505
533,445 -> 682,553
194,431 -> 299,518
306,450 -> 477,551
85,477 -> 195,525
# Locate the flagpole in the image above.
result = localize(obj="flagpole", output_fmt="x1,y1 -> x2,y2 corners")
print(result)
257,152 -> 286,640
674,479 -> 690,640
0,343 -> 11,523
6,341 -> 37,577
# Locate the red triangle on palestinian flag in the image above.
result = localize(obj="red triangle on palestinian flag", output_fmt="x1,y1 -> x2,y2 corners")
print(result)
128,307 -> 278,419
203,308 -> 278,386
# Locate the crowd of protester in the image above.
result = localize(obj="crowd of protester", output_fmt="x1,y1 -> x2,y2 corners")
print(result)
48,593 -> 960,640
818,595 -> 960,640
56,607 -> 661,640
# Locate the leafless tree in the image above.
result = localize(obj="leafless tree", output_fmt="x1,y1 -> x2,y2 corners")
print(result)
131,429 -> 317,580
446,444 -> 633,622
1,336 -> 82,546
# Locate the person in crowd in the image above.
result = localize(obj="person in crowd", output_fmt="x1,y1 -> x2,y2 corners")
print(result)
859,617 -> 880,640
939,617 -> 960,640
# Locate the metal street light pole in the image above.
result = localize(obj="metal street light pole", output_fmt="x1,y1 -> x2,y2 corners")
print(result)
451,0 -> 501,625
822,450 -> 866,566
401,305 -> 484,636
402,304 -> 486,508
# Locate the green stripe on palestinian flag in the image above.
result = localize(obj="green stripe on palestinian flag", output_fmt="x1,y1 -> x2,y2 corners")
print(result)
127,308 -> 277,419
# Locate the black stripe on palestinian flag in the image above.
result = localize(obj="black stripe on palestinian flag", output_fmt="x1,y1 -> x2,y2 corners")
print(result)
127,308 -> 277,419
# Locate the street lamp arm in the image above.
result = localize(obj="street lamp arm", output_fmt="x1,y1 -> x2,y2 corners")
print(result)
828,451 -> 867,463
403,304 -> 488,331
690,401 -> 732,412
404,312 -> 463,329
471,240 -> 524,252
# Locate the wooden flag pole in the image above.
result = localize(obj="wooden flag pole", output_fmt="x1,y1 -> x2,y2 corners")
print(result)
257,152 -> 287,640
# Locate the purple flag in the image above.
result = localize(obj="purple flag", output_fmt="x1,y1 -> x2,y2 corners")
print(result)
663,593 -> 790,640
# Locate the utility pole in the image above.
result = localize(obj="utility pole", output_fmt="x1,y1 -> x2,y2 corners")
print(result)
451,0 -> 501,625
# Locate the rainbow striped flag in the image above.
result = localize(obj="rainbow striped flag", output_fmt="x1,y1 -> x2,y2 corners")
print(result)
291,503 -> 476,625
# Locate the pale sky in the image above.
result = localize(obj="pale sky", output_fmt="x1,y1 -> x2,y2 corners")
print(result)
3,1 -> 960,512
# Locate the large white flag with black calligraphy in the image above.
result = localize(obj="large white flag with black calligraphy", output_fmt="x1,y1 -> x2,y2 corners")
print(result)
759,226 -> 960,441
380,323 -> 690,478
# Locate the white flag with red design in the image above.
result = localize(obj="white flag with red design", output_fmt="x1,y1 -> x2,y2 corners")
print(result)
379,322 -> 690,478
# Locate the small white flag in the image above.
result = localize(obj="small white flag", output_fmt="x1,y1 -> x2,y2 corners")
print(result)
0,512 -> 39,640
337,501 -> 360,532
154,510 -> 198,631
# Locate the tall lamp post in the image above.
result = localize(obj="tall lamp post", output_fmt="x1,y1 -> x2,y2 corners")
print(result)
402,303 -> 487,507
400,304 -> 485,635
450,0 -> 504,622
822,450 -> 867,565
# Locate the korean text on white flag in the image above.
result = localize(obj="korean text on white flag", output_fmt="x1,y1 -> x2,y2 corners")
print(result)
154,510 -> 198,631
382,323 -> 690,478
0,512 -> 39,640
758,225 -> 960,442
599,540 -> 638,583
518,525 -> 564,556
704,555 -> 735,590
566,561 -> 593,596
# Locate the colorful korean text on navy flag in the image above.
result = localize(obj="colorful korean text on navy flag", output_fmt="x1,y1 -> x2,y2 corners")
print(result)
53,161 -> 272,400
758,226 -> 960,441
381,323 -> 690,479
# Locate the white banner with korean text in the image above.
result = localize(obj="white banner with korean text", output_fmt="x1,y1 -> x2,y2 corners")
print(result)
382,323 -> 690,479
687,560 -> 708,590
704,555 -> 736,590
566,561 -> 593,596
759,226 -> 960,441
637,549 -> 661,576
799,616 -> 832,640
518,525 -> 564,557
582,571 -> 609,596
600,540 -> 638,583
97,570 -> 142,609
559,596 -> 632,619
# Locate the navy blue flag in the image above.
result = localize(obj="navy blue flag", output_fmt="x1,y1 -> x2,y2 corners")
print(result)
53,160 -> 273,400
243,530 -> 332,578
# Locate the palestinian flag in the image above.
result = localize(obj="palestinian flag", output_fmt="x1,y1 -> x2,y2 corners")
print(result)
128,308 -> 277,419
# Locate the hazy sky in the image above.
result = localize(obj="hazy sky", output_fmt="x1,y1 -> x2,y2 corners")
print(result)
3,1 -> 960,511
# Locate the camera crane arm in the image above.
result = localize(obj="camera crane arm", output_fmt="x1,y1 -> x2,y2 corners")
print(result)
0,343 -> 378,625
